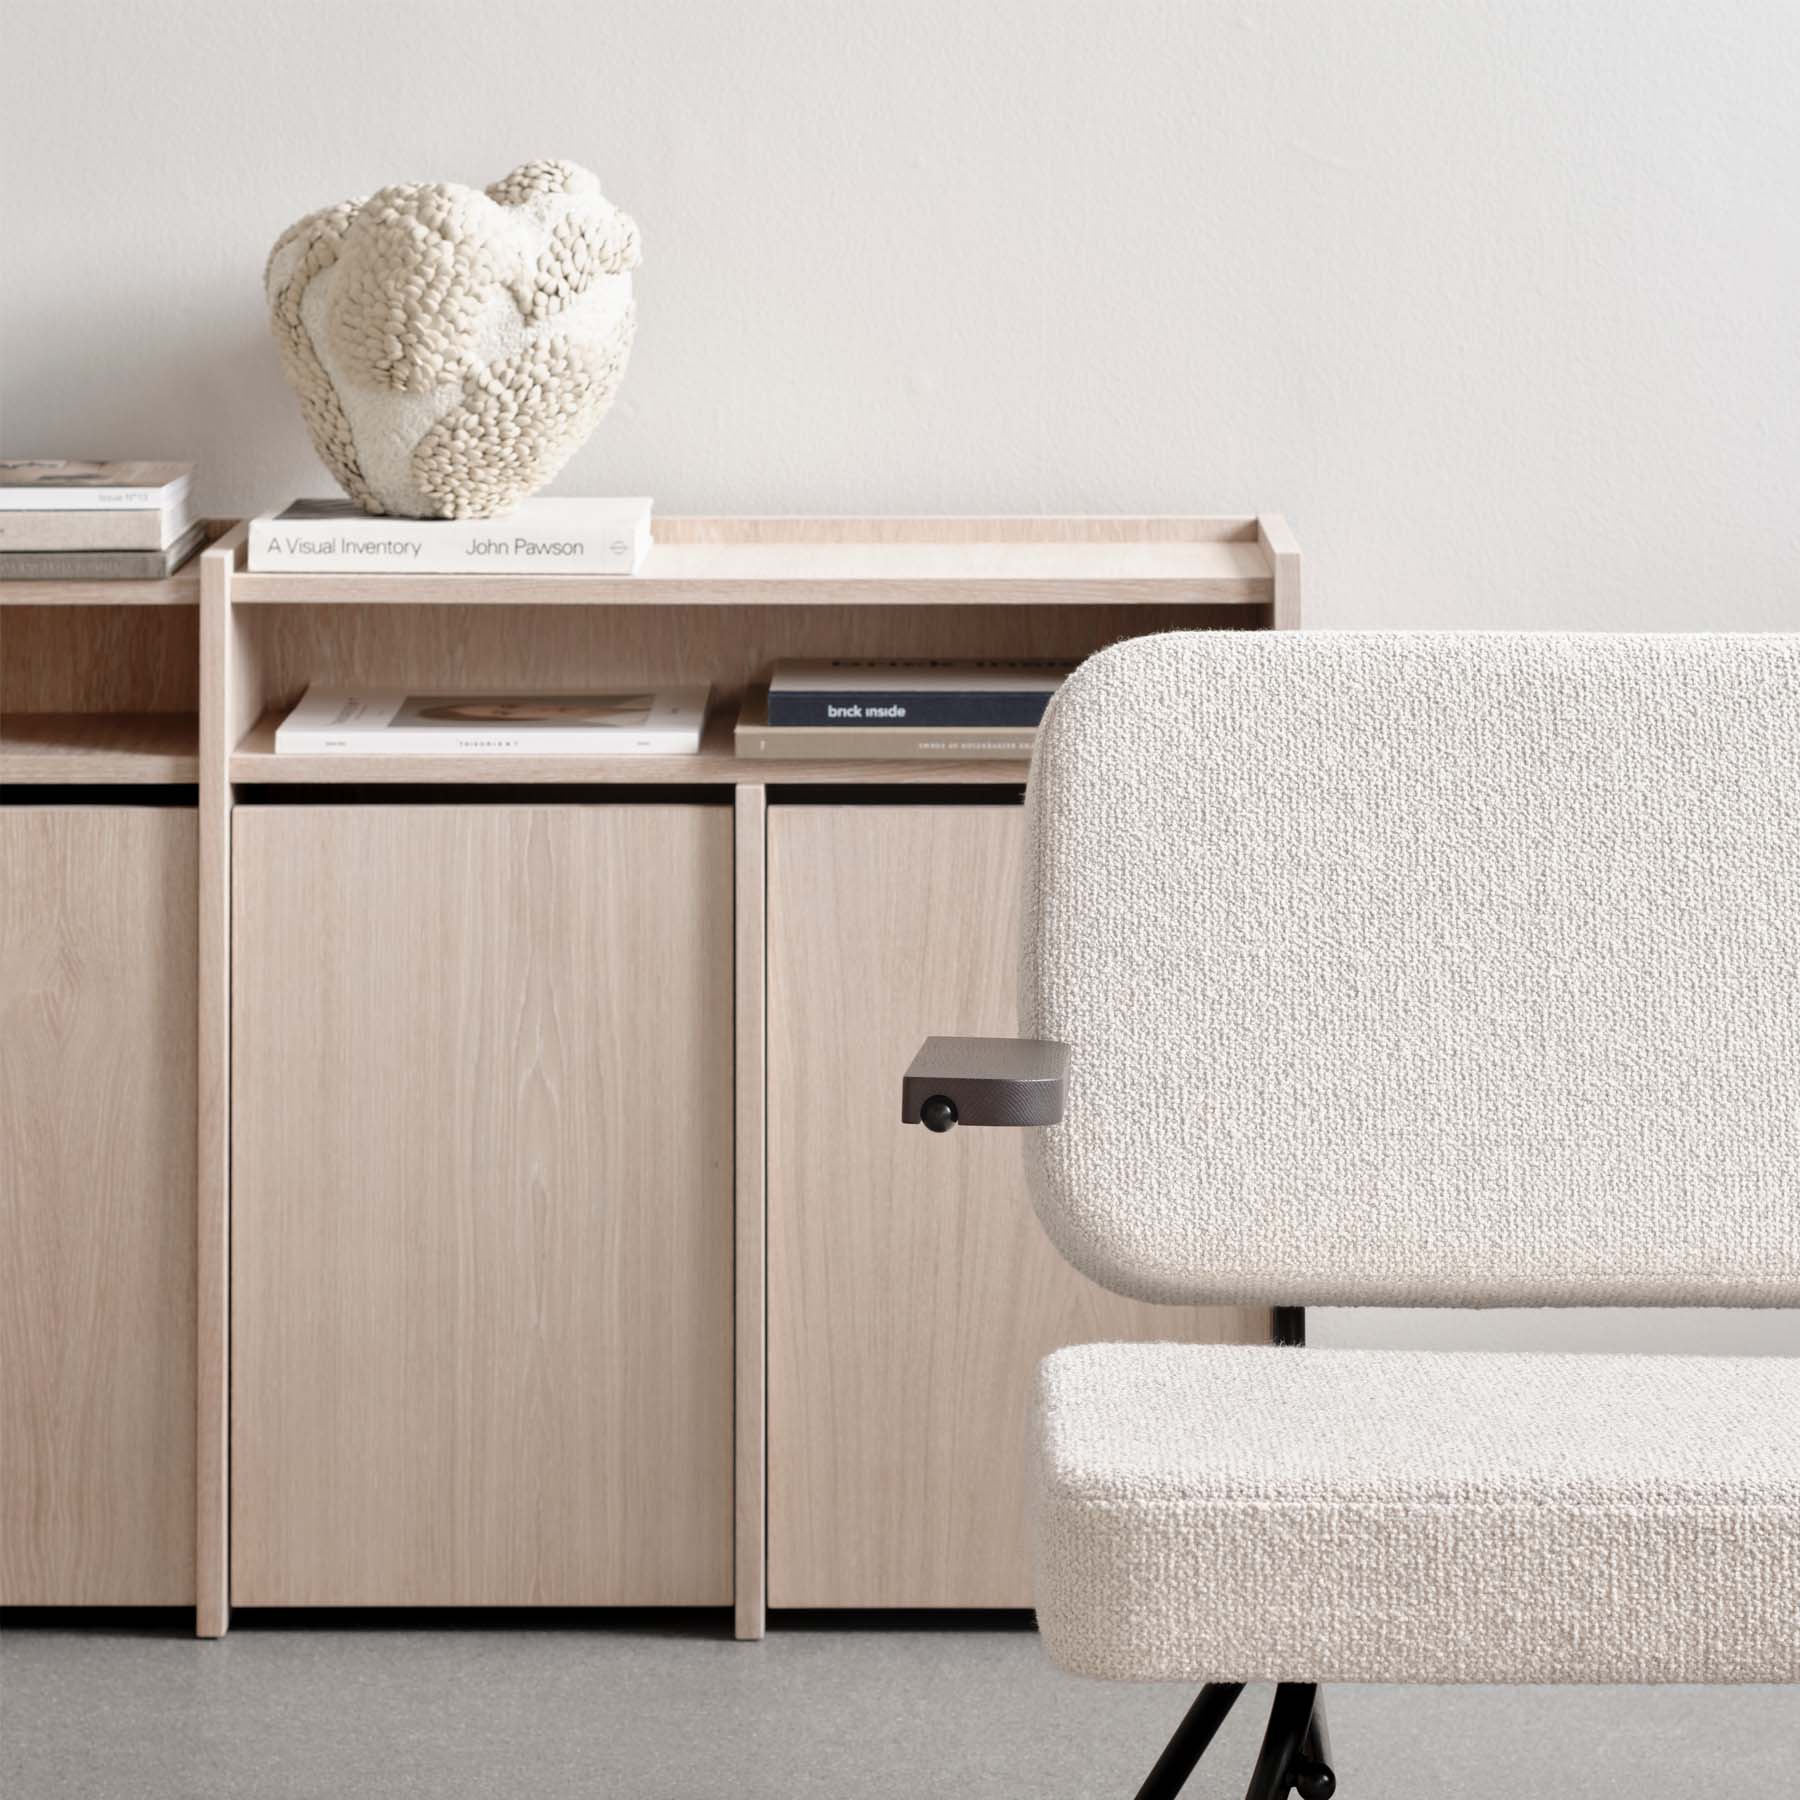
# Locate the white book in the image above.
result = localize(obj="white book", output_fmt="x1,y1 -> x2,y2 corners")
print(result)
275,685 -> 709,756
248,497 -> 654,574
0,459 -> 194,512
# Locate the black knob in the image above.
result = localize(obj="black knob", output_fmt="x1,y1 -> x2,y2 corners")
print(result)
1293,1760 -> 1336,1800
920,1095 -> 958,1133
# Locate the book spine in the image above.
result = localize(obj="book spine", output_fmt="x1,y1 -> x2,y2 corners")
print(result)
735,727 -> 1035,761
0,497 -> 192,553
248,516 -> 649,574
0,477 -> 192,512
766,692 -> 1054,728
1,546 -> 182,581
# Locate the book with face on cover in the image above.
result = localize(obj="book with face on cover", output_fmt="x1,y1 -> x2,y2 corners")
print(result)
0,460 -> 194,511
276,685 -> 709,755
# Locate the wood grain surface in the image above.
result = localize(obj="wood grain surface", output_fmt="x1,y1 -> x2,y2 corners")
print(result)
733,786 -> 768,1638
228,515 -> 1278,607
194,524 -> 247,1634
223,599 -> 1245,729
1,806 -> 197,1603
766,805 -> 1265,1608
0,605 -> 199,714
0,711 -> 198,784
229,804 -> 734,1605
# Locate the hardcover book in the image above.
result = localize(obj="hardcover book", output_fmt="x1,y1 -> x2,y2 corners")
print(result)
248,497 -> 654,574
275,685 -> 709,756
765,659 -> 1073,728
0,460 -> 194,511
0,520 -> 208,582
0,493 -> 195,552
735,685 -> 1033,761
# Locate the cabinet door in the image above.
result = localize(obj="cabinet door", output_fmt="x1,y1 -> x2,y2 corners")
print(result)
231,805 -> 732,1605
767,805 -> 1263,1607
1,806 -> 197,1604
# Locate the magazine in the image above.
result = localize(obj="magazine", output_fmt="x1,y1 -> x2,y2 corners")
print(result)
276,685 -> 709,755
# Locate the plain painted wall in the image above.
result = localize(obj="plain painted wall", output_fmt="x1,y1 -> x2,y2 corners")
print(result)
2,1 -> 1795,1356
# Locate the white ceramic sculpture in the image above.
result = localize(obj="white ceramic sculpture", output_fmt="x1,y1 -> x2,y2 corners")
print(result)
264,159 -> 639,518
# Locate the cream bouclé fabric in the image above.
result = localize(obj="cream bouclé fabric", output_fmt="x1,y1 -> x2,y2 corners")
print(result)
1033,1342 -> 1800,1684
264,159 -> 639,519
1019,631 -> 1800,1309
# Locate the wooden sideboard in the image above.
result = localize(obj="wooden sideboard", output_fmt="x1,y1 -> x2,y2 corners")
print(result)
0,514 -> 1298,1637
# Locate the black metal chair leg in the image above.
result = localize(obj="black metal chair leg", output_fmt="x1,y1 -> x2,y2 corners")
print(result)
1291,1692 -> 1336,1799
1132,1682 -> 1245,1800
1242,1682 -> 1318,1800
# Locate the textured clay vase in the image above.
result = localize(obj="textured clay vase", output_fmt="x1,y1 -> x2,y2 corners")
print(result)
264,158 -> 639,518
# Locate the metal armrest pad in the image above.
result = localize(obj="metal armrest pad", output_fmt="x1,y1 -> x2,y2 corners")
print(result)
901,1036 -> 1069,1129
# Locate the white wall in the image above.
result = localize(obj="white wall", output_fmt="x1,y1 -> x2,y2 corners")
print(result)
3,1 -> 1795,1354
5,0 -> 1798,630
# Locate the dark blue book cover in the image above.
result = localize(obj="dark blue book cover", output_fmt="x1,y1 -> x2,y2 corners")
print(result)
766,690 -> 1055,728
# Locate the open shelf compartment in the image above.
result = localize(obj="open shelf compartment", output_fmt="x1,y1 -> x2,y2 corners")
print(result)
1,712 -> 199,784
215,515 -> 1296,790
2,567 -> 207,784
230,704 -> 1027,786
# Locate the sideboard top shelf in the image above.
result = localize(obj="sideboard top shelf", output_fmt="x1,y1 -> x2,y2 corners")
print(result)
224,514 -> 1291,607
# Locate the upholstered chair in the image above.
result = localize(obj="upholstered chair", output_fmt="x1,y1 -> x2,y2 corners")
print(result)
904,632 -> 1799,1797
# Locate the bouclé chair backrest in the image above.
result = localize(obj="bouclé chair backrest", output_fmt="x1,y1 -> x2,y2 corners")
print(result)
1019,632 -> 1800,1308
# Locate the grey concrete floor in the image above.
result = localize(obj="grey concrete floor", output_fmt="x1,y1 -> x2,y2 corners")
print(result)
2,1614 -> 1794,1799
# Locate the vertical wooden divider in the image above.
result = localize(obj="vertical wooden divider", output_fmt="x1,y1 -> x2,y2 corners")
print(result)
1258,514 -> 1303,633
196,524 -> 248,1637
734,784 -> 768,1639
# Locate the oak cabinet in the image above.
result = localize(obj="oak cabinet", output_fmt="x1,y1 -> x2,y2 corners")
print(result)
1,805 -> 197,1604
229,804 -> 734,1606
4,513 -> 1294,1631
765,804 -> 1262,1608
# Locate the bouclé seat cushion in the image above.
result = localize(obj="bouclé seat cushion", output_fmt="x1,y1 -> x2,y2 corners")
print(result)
1032,1342 -> 1800,1686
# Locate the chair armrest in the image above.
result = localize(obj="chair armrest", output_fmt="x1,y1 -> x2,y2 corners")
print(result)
901,1036 -> 1070,1131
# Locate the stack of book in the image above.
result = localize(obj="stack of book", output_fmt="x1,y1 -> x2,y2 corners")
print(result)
0,460 -> 203,580
736,660 -> 1075,760
248,497 -> 654,573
